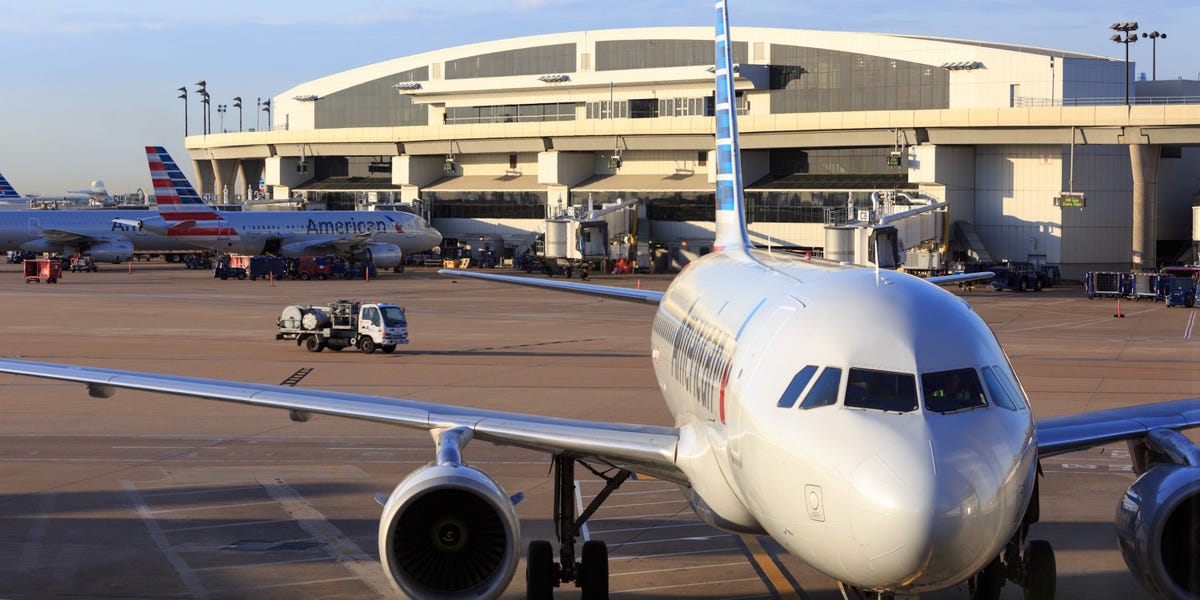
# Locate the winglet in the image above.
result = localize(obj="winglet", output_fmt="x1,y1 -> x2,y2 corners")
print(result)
0,172 -> 22,200
712,0 -> 752,254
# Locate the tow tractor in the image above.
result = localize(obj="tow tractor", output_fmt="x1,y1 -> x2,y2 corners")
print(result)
276,299 -> 408,354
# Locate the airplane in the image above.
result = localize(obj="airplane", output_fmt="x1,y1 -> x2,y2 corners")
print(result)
0,185 -> 201,263
116,147 -> 443,272
0,172 -> 114,208
0,3 -> 1198,600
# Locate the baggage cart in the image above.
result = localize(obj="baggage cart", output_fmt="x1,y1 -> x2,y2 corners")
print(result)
23,258 -> 61,284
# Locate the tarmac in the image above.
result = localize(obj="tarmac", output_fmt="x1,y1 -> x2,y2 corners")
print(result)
0,262 -> 1196,599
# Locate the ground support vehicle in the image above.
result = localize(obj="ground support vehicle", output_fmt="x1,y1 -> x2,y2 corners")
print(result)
1161,276 -> 1197,308
277,300 -> 408,354
23,259 -> 61,283
213,257 -> 247,280
288,256 -> 334,280
990,264 -> 1044,292
69,256 -> 97,272
184,253 -> 214,270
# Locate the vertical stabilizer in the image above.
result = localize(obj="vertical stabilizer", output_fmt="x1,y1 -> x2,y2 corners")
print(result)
0,173 -> 21,200
713,0 -> 752,254
145,146 -> 218,220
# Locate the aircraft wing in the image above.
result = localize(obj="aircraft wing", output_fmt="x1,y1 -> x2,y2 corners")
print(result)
440,269 -> 664,305
0,358 -> 686,483
38,228 -> 120,245
926,271 -> 994,286
1036,397 -> 1200,457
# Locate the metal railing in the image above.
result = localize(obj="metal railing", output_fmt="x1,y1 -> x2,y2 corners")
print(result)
1015,96 -> 1200,107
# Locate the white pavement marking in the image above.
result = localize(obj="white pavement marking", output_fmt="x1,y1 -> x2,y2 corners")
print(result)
257,477 -> 393,598
1185,310 -> 1196,339
16,493 -> 55,572
122,480 -> 210,600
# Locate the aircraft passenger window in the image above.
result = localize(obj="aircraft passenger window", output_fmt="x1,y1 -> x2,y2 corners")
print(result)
846,368 -> 918,412
980,367 -> 1019,411
799,367 -> 842,410
921,368 -> 987,413
777,365 -> 818,408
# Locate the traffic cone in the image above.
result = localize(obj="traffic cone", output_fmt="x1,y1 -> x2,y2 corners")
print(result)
128,262 -> 132,274
1114,297 -> 1125,318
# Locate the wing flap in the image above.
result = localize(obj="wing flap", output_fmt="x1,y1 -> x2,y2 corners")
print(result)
1036,397 -> 1200,457
0,358 -> 684,481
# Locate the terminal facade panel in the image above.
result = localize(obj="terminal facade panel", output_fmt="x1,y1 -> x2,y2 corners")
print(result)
184,27 -> 1200,277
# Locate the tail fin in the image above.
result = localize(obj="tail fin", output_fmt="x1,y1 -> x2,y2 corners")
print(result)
145,146 -> 218,219
0,173 -> 22,200
712,0 -> 752,254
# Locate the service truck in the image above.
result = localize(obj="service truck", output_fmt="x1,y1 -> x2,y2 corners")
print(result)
276,299 -> 408,354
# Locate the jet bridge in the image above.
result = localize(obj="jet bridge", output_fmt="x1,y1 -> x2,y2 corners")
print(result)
823,191 -> 948,274
539,196 -> 646,274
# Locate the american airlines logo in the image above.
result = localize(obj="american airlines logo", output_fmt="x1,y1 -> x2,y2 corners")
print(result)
306,218 -> 402,235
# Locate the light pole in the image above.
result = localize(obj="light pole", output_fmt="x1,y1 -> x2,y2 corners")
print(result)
232,97 -> 243,132
1141,31 -> 1166,80
195,80 -> 209,134
256,97 -> 261,131
217,104 -> 226,132
1110,22 -> 1138,106
262,99 -> 272,130
177,86 -> 188,136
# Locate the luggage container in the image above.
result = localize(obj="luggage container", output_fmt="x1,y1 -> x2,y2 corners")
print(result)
23,258 -> 61,284
1085,272 -> 1128,299
1130,272 -> 1161,300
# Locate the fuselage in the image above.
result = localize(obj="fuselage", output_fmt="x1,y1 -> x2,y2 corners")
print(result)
150,210 -> 442,256
653,249 -> 1037,592
0,210 -> 198,254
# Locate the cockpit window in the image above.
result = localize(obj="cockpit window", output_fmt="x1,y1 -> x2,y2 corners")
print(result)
799,367 -> 841,410
922,368 -> 988,413
777,365 -> 818,408
992,365 -> 1029,410
846,368 -> 919,412
980,367 -> 1019,411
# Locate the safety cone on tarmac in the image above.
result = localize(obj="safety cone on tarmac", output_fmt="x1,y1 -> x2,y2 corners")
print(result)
1114,297 -> 1125,318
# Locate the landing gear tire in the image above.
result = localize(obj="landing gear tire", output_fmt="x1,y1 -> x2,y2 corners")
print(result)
969,556 -> 1005,600
579,540 -> 609,600
359,338 -> 376,354
1023,539 -> 1055,600
526,540 -> 555,600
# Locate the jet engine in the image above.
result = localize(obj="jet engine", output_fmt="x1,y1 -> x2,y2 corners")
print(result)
1115,431 -> 1200,600
88,241 -> 134,263
358,244 -> 403,270
378,464 -> 520,599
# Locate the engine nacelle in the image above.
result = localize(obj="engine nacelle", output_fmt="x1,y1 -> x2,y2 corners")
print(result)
379,464 -> 520,600
88,241 -> 133,263
358,244 -> 402,269
1115,463 -> 1200,600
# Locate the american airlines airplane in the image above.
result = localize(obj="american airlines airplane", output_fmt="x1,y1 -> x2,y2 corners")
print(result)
0,3 -> 1198,600
0,172 -> 114,207
0,176 -> 197,262
116,147 -> 443,271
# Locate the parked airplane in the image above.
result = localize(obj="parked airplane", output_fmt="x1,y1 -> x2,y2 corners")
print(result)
116,147 -> 442,271
1,3 -> 1198,600
0,172 -> 114,208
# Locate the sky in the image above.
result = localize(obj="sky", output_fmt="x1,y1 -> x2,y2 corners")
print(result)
0,0 -> 1197,196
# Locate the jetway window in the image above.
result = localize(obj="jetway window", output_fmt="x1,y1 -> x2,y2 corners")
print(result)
777,365 -> 819,408
921,368 -> 987,414
799,367 -> 842,410
846,368 -> 918,413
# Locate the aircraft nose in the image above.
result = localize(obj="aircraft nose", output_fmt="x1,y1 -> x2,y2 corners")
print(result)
845,424 -> 1012,588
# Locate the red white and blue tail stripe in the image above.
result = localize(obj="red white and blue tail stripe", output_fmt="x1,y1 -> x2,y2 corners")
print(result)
146,146 -> 220,221
712,0 -> 752,254
0,173 -> 21,200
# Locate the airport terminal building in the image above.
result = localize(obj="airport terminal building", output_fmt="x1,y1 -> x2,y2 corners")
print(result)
183,27 -> 1200,276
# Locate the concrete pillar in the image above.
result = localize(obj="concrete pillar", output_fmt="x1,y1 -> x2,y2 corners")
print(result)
1129,144 -> 1160,270
237,160 -> 264,200
192,160 -> 215,198
210,159 -> 239,203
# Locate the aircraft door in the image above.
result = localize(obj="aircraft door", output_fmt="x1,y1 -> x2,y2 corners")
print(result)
216,219 -> 232,240
27,218 -> 40,236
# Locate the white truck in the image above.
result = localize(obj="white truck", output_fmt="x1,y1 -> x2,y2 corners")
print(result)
277,299 -> 408,354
